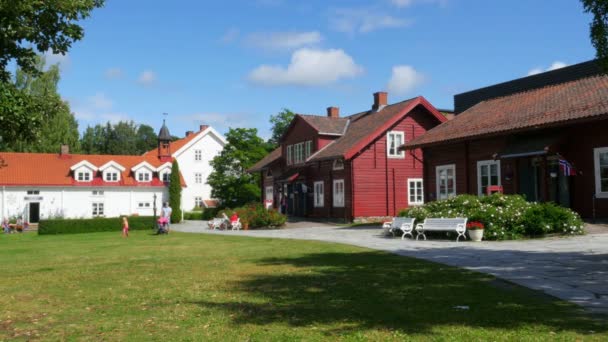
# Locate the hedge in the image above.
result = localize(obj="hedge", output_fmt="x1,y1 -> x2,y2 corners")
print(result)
398,194 -> 584,240
184,211 -> 203,220
38,216 -> 155,235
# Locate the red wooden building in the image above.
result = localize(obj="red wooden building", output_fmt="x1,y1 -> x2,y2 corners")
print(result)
249,92 -> 447,221
402,60 -> 608,219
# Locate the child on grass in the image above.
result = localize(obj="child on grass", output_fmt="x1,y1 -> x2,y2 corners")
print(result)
122,216 -> 129,238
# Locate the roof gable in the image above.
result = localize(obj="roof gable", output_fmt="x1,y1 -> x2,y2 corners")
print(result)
99,160 -> 126,172
70,160 -> 98,171
156,162 -> 172,172
131,161 -> 156,172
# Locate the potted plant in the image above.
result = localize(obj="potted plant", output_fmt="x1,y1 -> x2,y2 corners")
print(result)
466,221 -> 485,242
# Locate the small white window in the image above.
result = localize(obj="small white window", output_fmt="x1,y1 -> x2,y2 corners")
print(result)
287,145 -> 293,165
77,171 -> 91,181
333,159 -> 344,170
138,202 -> 151,208
194,197 -> 203,208
333,179 -> 345,207
408,178 -> 424,205
194,150 -> 202,161
195,173 -> 203,184
436,164 -> 456,200
265,186 -> 273,202
162,171 -> 170,182
477,160 -> 501,196
92,202 -> 104,217
104,172 -> 118,182
27,190 -> 40,195
92,190 -> 105,196
594,147 -> 608,198
305,140 -> 312,158
314,181 -> 324,207
137,172 -> 150,182
387,131 -> 405,158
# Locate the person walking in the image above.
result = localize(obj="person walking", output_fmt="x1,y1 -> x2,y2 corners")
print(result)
122,217 -> 129,238
162,202 -> 173,233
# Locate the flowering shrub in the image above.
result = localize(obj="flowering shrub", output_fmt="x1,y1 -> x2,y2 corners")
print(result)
220,203 -> 286,229
466,221 -> 485,230
398,194 -> 584,240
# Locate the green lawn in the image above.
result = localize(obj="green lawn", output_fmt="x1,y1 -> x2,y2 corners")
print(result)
0,231 -> 606,341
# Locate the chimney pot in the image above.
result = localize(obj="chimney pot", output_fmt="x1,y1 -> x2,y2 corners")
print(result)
199,124 -> 208,131
327,106 -> 340,118
373,92 -> 388,110
60,144 -> 70,155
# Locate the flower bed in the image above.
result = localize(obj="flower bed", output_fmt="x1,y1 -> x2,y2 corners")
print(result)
220,203 -> 286,229
398,194 -> 584,240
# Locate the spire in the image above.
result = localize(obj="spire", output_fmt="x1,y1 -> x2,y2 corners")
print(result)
157,116 -> 172,161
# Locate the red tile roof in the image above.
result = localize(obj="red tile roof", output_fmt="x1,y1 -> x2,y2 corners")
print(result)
403,75 -> 608,149
204,199 -> 218,208
0,152 -> 185,187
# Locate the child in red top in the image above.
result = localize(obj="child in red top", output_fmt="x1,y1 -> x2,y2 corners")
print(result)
122,217 -> 129,238
230,213 -> 238,225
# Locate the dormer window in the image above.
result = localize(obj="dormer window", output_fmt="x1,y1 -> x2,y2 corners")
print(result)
77,171 -> 91,181
156,162 -> 172,183
99,161 -> 125,183
137,171 -> 151,182
70,160 -> 98,183
161,171 -> 170,182
132,161 -> 156,183
105,172 -> 119,182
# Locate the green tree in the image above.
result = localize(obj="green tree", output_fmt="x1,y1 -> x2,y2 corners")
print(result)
268,108 -> 295,147
136,124 -> 158,154
581,0 -> 608,71
208,128 -> 272,208
80,121 -> 158,155
1,56 -> 79,153
0,0 -> 105,81
106,121 -> 139,155
81,125 -> 107,154
169,160 -> 182,223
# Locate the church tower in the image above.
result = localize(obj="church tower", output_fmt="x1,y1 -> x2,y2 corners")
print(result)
158,119 -> 172,161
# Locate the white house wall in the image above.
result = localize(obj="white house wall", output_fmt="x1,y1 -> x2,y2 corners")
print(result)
175,132 -> 224,210
0,186 -> 168,221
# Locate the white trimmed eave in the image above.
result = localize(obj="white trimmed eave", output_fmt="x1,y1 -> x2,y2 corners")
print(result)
173,126 -> 227,158
156,162 -> 172,172
99,160 -> 126,172
131,161 -> 156,173
69,160 -> 98,171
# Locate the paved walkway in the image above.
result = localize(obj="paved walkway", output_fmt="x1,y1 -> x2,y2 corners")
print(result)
173,221 -> 608,314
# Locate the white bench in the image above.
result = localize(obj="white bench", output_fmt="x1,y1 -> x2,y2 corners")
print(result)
382,217 -> 415,239
415,218 -> 468,242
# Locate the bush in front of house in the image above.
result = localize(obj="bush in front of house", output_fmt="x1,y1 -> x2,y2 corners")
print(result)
183,211 -> 203,220
219,203 -> 286,229
398,194 -> 584,240
38,216 -> 155,235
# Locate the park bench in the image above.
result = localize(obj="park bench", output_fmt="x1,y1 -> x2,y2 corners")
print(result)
382,217 -> 415,239
415,218 -> 468,242
208,218 -> 225,230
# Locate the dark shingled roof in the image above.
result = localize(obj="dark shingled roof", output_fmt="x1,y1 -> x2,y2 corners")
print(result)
297,114 -> 349,135
248,147 -> 282,172
158,120 -> 172,141
403,75 -> 608,149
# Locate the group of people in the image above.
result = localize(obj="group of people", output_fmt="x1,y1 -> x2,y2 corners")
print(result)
2,217 -> 27,234
121,202 -> 173,238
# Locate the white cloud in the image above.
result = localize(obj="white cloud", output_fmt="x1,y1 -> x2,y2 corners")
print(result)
104,67 -> 123,79
100,112 -> 130,124
527,61 -> 568,76
138,70 -> 157,85
43,50 -> 70,69
88,92 -> 113,110
70,93 -> 130,124
246,31 -> 322,51
221,27 -> 240,43
330,8 -> 411,34
386,65 -> 425,95
248,48 -> 364,86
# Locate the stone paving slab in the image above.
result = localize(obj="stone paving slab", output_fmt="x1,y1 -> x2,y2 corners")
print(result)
173,221 -> 608,314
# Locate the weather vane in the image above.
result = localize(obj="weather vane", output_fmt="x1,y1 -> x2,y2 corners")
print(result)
162,112 -> 168,124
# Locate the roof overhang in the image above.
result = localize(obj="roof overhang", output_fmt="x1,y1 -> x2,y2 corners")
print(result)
69,160 -> 98,171
131,161 -> 156,172
496,135 -> 559,159
99,160 -> 126,172
156,162 -> 172,172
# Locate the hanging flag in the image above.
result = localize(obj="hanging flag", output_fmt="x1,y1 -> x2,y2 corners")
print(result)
559,159 -> 576,176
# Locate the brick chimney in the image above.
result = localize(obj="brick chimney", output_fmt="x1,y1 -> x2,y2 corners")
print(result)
327,106 -> 340,118
185,131 -> 194,137
373,91 -> 388,111
199,124 -> 208,131
59,144 -> 70,159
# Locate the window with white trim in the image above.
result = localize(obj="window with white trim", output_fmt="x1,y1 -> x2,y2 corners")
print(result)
305,140 -> 312,159
194,149 -> 202,161
137,172 -> 151,182
387,131 -> 405,158
77,171 -> 91,181
92,202 -> 104,217
314,181 -> 324,207
333,159 -> 344,170
287,145 -> 293,165
408,178 -> 424,205
92,190 -> 104,196
594,147 -> 608,198
138,202 -> 151,208
104,171 -> 119,182
27,190 -> 40,195
294,142 -> 304,164
333,179 -> 345,207
194,197 -> 203,208
161,171 -> 170,182
477,160 -> 501,196
265,186 -> 273,202
195,172 -> 203,184
436,164 -> 456,200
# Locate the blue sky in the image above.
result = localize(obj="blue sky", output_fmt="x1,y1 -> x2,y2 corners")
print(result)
50,0 -> 594,139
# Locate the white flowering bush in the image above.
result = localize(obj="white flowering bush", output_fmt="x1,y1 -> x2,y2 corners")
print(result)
398,194 -> 584,240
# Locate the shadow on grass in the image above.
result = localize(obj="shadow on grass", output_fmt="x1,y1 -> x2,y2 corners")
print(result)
189,251 -> 607,336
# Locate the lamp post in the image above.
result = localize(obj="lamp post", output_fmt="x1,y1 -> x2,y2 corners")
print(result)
152,193 -> 157,229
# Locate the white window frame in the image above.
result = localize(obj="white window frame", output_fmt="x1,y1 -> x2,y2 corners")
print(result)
195,172 -> 203,184
137,171 -> 151,182
314,181 -> 324,207
436,164 -> 456,200
333,179 -> 345,207
104,171 -> 119,182
594,147 -> 608,198
77,171 -> 91,182
161,171 -> 170,182
194,149 -> 202,161
138,202 -> 151,209
305,140 -> 312,159
477,160 -> 502,196
194,196 -> 203,208
92,190 -> 105,196
386,131 -> 405,158
265,186 -> 274,202
287,145 -> 293,165
92,202 -> 104,217
408,178 -> 424,205
27,190 -> 40,195
333,159 -> 344,170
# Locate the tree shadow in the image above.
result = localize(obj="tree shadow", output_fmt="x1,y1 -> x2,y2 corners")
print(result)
188,250 -> 607,336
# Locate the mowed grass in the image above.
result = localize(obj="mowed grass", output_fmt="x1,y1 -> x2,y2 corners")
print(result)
0,231 -> 606,341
